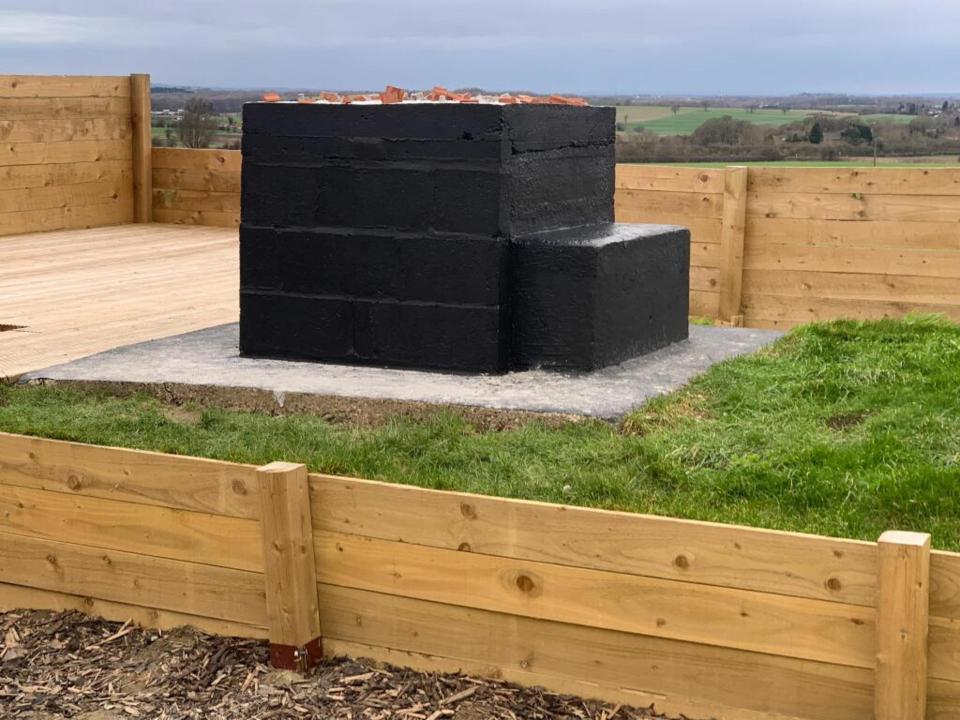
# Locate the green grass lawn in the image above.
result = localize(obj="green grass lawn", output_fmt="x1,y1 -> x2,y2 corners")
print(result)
2,317 -> 958,549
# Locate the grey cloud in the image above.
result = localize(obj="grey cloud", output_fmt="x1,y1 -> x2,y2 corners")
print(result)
0,0 -> 956,93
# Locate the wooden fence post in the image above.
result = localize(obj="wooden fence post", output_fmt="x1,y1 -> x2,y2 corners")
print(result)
257,461 -> 323,671
129,73 -> 152,223
875,530 -> 931,720
718,165 -> 748,325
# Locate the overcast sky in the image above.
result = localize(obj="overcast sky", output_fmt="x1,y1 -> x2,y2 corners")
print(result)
0,0 -> 956,95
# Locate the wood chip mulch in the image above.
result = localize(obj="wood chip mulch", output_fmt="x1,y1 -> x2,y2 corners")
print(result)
1,610 -> 679,720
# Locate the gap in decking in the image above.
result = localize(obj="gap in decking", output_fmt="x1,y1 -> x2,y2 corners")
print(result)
0,324 -> 26,332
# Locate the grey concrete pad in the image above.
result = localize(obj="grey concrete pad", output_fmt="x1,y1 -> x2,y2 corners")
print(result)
22,324 -> 783,419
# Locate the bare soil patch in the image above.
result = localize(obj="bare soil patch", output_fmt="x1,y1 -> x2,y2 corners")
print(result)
1,610 -> 676,720
41,380 -> 589,431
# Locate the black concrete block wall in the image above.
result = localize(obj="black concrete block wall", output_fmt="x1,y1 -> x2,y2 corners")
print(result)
240,102 -> 689,373
510,225 -> 690,371
240,103 -> 617,373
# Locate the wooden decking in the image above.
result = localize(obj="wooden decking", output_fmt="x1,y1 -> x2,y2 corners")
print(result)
0,223 -> 238,380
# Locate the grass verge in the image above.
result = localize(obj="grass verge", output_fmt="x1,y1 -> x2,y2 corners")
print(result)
1,316 -> 957,549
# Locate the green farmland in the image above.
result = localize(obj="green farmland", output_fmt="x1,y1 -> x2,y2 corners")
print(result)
615,105 -> 919,136
616,106 -> 824,135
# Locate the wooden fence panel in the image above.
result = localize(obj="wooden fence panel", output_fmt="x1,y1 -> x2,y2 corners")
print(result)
319,583 -> 875,720
0,431 -> 259,518
308,473 -> 877,605
614,164 -> 960,328
0,75 -> 136,236
0,431 -> 957,720
0,529 -> 266,626
0,483 -> 263,571
314,529 -> 876,667
615,165 -> 724,320
152,147 -> 241,227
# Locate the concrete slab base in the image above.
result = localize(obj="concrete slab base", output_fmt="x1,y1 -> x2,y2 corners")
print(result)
21,323 -> 783,419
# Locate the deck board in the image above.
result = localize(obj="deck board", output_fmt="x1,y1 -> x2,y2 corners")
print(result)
0,223 -> 238,380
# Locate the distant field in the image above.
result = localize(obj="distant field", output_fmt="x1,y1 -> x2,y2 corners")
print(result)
860,113 -> 918,124
151,125 -> 241,149
614,105 -> 675,125
616,106 -> 824,135
616,106 -> 923,136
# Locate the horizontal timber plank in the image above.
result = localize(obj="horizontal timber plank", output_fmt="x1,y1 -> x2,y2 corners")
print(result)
747,190 -> 960,223
0,117 -> 132,144
0,75 -> 130,98
616,165 -> 725,194
0,530 -> 266,625
0,484 -> 262,572
0,139 -> 132,167
690,289 -> 720,318
0,96 -> 130,119
0,580 -> 268,639
153,167 -> 242,194
309,474 -> 877,605
742,269 -> 960,305
153,188 -> 241,214
929,678 -> 960,720
691,238 -> 722,267
152,147 -> 242,172
742,294 -> 960,327
744,243 -> 960,279
932,550 -> 960,620
318,583 -> 874,720
749,167 -> 960,196
613,210 -> 722,248
0,179 -> 131,215
930,618 -> 960,682
314,531 -> 875,667
690,265 -> 720,293
0,432 -> 259,518
0,202 -> 133,237
325,640 -> 785,720
151,208 -> 240,227
326,640 -> 817,720
746,217 -> 960,251
615,188 -> 724,219
0,161 -> 131,192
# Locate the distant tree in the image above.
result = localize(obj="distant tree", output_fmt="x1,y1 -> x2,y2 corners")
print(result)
701,100 -> 709,111
809,122 -> 824,144
841,124 -> 873,144
692,115 -> 756,146
781,107 -> 789,114
671,104 -> 680,115
178,97 -> 219,149
954,116 -> 960,127
164,126 -> 175,147
943,100 -> 950,113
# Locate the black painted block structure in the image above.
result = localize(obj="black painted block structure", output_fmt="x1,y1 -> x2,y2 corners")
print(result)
240,102 -> 689,373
